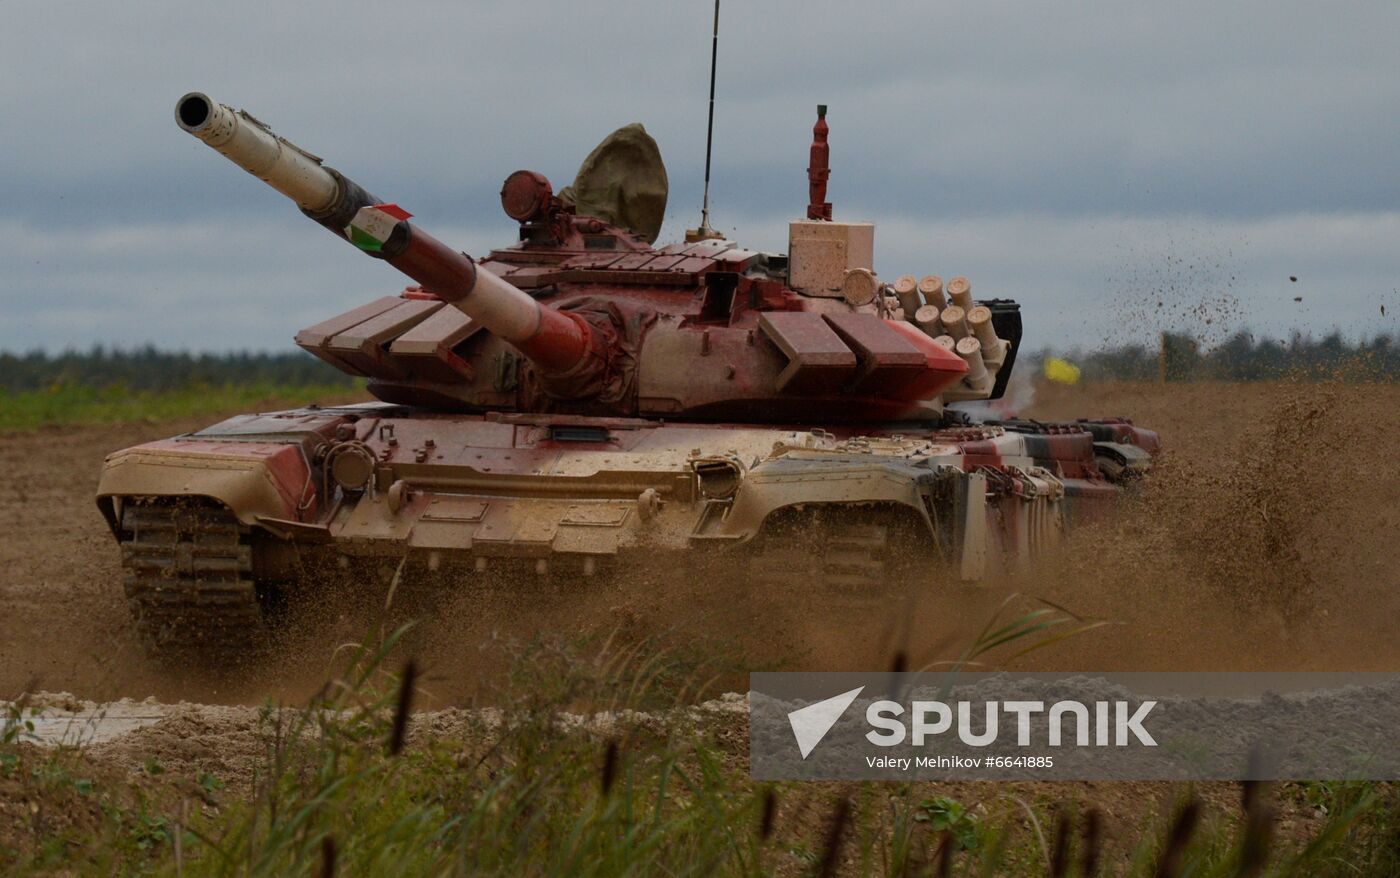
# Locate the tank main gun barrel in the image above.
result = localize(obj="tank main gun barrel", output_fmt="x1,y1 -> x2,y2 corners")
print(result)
174,92 -> 592,374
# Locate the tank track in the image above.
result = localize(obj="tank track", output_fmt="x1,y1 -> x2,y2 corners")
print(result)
747,523 -> 890,591
119,501 -> 268,657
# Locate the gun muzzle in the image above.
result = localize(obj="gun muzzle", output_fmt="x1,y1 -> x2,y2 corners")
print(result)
176,92 -> 592,374
177,92 -> 339,212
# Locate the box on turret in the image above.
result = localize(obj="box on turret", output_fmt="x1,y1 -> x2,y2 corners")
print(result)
787,220 -> 875,297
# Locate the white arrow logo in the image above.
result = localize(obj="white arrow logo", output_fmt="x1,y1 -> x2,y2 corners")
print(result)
788,686 -> 865,759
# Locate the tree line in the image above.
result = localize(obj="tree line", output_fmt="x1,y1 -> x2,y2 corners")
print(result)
0,346 -> 356,392
1045,331 -> 1398,382
1,333 -> 1396,392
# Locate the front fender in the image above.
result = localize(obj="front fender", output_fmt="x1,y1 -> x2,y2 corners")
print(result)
96,440 -> 316,534
712,457 -> 938,541
699,456 -> 991,580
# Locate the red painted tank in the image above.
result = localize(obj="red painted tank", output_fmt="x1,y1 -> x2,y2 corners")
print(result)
94,96 -> 1159,661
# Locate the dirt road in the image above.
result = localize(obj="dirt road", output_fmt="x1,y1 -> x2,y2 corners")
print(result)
3,381 -> 1398,711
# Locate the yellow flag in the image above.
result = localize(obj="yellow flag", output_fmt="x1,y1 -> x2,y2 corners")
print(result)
1044,357 -> 1081,385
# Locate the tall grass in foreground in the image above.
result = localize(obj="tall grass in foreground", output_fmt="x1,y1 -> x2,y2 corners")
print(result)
4,624 -> 1400,875
0,382 -> 363,431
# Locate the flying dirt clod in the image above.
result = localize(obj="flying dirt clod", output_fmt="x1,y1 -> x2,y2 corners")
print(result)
94,95 -> 1160,660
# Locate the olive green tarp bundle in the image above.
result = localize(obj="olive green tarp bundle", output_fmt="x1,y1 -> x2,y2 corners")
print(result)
559,123 -> 668,244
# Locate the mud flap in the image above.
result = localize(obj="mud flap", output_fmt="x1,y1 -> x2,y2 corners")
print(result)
955,472 -> 987,582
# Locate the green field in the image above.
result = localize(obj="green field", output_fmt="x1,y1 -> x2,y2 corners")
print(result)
0,383 -> 364,432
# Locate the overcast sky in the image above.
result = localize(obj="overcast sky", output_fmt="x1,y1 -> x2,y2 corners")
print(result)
3,1 -> 1398,354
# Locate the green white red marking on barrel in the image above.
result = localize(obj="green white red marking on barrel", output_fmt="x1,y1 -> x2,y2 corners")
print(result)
347,203 -> 412,252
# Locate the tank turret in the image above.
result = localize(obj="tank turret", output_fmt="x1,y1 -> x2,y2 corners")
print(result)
175,92 -> 597,376
176,95 -> 1025,422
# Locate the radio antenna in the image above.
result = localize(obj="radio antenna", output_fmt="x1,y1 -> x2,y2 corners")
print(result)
690,0 -> 722,241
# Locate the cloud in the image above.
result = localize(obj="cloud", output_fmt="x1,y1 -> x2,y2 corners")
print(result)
1,1 -> 1397,351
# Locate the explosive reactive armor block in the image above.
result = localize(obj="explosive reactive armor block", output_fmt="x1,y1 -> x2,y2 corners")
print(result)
787,220 -> 875,296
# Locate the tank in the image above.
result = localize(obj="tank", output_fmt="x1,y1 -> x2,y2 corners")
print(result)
96,92 -> 1160,657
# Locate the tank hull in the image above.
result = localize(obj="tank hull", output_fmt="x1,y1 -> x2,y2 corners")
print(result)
97,404 -> 1157,655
